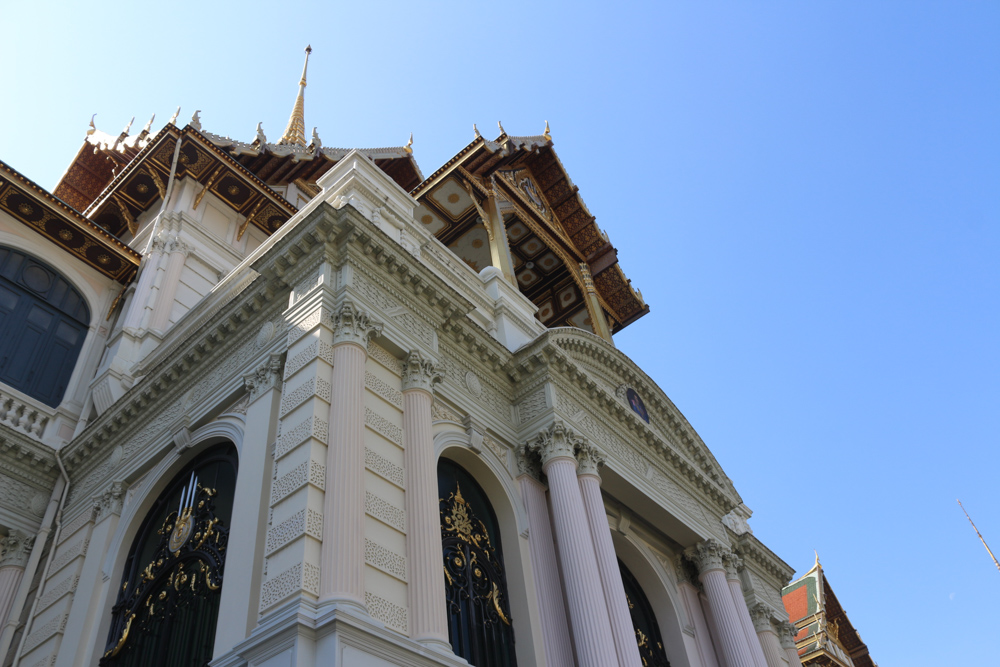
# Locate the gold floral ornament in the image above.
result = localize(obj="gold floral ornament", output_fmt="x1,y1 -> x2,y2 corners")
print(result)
442,485 -> 493,550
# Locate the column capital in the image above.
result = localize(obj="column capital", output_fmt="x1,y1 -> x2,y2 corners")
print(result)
684,539 -> 732,575
776,620 -> 799,649
749,603 -> 775,634
576,443 -> 604,478
244,353 -> 284,402
674,554 -> 701,589
525,421 -> 584,468
515,445 -> 543,481
0,530 -> 34,569
331,300 -> 382,348
722,551 -> 744,578
94,481 -> 127,522
400,350 -> 443,393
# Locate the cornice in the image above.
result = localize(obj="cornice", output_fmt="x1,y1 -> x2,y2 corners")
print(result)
506,329 -> 741,513
734,532 -> 795,585
0,424 -> 59,488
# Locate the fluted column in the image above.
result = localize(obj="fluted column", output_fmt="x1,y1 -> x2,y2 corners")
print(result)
0,531 -> 32,632
516,449 -> 574,667
147,237 -> 190,332
725,554 -> 768,667
750,605 -> 788,667
686,540 -> 756,667
320,301 -> 382,607
776,621 -> 803,667
527,422 -> 617,667
676,558 -> 720,667
401,350 -> 450,649
577,445 -> 642,667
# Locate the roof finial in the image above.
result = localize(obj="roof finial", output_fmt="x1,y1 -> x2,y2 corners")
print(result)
279,45 -> 311,147
255,122 -> 267,145
169,106 -> 181,126
497,120 -> 506,135
543,120 -> 551,142
141,113 -> 155,135
310,127 -> 322,151
122,116 -> 135,135
403,132 -> 413,155
473,123 -> 481,139
190,110 -> 202,131
87,114 -> 97,136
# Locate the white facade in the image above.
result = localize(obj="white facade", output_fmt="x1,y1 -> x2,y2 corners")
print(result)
0,127 -> 803,667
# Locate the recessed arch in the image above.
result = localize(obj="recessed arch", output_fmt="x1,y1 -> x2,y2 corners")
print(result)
612,531 -> 694,667
438,444 -> 542,667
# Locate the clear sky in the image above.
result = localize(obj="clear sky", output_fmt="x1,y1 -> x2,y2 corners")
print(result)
2,1 -> 998,663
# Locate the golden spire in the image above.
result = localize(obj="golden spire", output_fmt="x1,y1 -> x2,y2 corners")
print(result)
279,45 -> 312,146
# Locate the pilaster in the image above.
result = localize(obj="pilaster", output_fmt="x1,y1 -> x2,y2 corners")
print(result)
321,301 -> 382,608
214,355 -> 283,654
0,531 -> 32,632
401,350 -> 449,649
724,554 -> 768,667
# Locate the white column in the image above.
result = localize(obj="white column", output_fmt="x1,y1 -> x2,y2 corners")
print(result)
516,451 -> 574,667
528,422 -> 617,667
213,354 -> 282,654
577,445 -> 642,667
675,564 -> 720,667
146,237 -> 189,332
725,555 -> 768,667
401,350 -> 450,650
749,605 -> 788,667
0,532 -> 31,632
776,621 -> 803,667
686,540 -> 756,667
320,301 -> 381,608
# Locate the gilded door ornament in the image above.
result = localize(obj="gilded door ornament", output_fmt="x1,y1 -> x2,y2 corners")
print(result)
439,464 -> 517,667
101,467 -> 231,666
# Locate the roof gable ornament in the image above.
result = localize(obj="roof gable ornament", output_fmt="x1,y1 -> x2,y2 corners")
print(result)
87,114 -> 97,136
279,45 -> 312,147
543,120 -> 551,142
169,106 -> 181,126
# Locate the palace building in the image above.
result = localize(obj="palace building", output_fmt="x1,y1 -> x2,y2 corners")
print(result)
0,47 -> 805,667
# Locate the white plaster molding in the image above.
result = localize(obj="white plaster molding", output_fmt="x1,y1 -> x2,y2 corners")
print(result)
400,350 -> 443,393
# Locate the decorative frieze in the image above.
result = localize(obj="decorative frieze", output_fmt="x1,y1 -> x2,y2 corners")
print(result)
275,415 -> 329,460
400,350 -> 443,393
279,376 -> 332,418
366,371 -> 403,408
368,342 -> 402,375
265,509 -> 323,555
283,340 -> 336,381
259,562 -> 320,611
365,407 -> 402,446
270,459 -> 325,505
49,538 -> 88,575
0,529 -> 34,568
365,591 -> 408,634
244,354 -> 285,402
517,387 -> 548,424
36,573 -> 79,613
365,447 -> 404,488
365,538 -> 407,581
20,612 -> 67,654
365,491 -> 406,532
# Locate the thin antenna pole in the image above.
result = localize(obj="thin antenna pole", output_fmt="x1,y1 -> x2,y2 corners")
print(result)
958,500 -> 1000,573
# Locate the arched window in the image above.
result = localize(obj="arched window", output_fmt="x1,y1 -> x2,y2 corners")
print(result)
438,459 -> 517,667
101,444 -> 237,667
619,559 -> 672,667
0,246 -> 89,407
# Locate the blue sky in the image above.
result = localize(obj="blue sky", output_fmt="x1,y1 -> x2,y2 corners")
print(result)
2,1 -> 998,663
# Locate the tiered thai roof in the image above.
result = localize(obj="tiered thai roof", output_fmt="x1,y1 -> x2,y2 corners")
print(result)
782,556 -> 876,667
